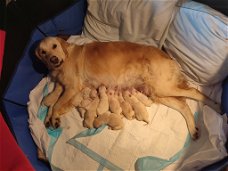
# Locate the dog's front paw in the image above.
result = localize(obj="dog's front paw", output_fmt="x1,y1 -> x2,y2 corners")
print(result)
51,115 -> 61,128
44,106 -> 53,128
190,127 -> 200,140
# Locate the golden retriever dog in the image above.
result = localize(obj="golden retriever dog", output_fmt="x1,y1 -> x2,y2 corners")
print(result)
35,36 -> 220,140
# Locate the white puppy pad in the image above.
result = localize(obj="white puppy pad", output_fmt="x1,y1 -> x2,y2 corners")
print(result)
29,77 -> 197,170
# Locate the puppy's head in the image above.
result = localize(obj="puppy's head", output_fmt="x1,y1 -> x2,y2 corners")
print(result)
35,37 -> 69,70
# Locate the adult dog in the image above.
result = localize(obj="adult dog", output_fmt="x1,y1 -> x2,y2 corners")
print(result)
35,37 -> 220,140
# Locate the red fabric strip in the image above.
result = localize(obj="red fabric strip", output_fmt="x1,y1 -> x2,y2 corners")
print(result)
0,114 -> 35,171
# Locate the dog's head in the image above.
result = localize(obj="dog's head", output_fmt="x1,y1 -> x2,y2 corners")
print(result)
35,37 -> 69,70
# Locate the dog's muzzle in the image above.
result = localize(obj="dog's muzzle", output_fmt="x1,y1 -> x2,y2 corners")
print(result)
49,56 -> 63,68
50,56 -> 59,64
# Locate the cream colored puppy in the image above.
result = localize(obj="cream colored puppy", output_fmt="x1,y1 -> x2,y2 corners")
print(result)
123,90 -> 149,124
97,85 -> 109,115
107,88 -> 122,115
83,93 -> 99,129
131,88 -> 153,107
35,37 -> 220,140
93,112 -> 124,130
117,91 -> 135,120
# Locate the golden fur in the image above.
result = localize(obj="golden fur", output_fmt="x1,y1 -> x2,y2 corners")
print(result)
35,37 -> 220,140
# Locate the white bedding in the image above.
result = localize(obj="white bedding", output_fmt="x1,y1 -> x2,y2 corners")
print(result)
28,36 -> 228,171
83,0 -> 179,47
164,1 -> 228,85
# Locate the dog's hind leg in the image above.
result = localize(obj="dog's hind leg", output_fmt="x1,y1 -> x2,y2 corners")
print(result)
158,87 -> 221,113
157,97 -> 199,140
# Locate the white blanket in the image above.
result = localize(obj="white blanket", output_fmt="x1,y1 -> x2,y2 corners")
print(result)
28,37 -> 228,170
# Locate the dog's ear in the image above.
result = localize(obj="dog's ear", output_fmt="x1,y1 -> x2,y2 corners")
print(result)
56,37 -> 69,57
35,47 -> 41,59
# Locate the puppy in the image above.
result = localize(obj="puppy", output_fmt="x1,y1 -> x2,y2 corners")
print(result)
117,90 -> 135,120
93,112 -> 124,130
35,36 -> 220,140
97,85 -> 109,115
107,88 -> 122,115
83,90 -> 99,129
123,90 -> 149,124
131,88 -> 153,107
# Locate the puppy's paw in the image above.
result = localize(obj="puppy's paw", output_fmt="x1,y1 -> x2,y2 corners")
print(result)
191,127 -> 200,141
83,119 -> 93,129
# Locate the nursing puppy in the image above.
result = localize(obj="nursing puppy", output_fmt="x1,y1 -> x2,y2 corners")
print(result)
35,37 -> 220,140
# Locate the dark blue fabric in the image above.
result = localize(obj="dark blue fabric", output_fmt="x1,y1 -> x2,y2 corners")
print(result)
3,0 -> 87,105
2,101 -> 51,170
3,29 -> 46,105
222,77 -> 228,117
38,0 -> 87,36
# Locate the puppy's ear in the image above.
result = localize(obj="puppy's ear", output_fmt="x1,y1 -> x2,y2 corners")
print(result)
56,37 -> 70,57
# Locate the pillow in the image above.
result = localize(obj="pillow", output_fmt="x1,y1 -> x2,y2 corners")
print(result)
164,1 -> 228,85
83,0 -> 178,47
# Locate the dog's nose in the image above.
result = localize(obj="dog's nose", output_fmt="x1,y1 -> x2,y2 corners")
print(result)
50,56 -> 59,64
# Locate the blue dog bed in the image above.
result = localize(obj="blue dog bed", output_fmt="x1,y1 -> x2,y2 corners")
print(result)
2,0 -> 227,170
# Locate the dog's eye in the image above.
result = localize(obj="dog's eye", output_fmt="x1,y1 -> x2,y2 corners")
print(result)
41,50 -> 46,55
52,44 -> 57,49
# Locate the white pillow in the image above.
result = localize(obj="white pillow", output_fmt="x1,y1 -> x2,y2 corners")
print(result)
83,0 -> 178,47
164,1 -> 228,85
